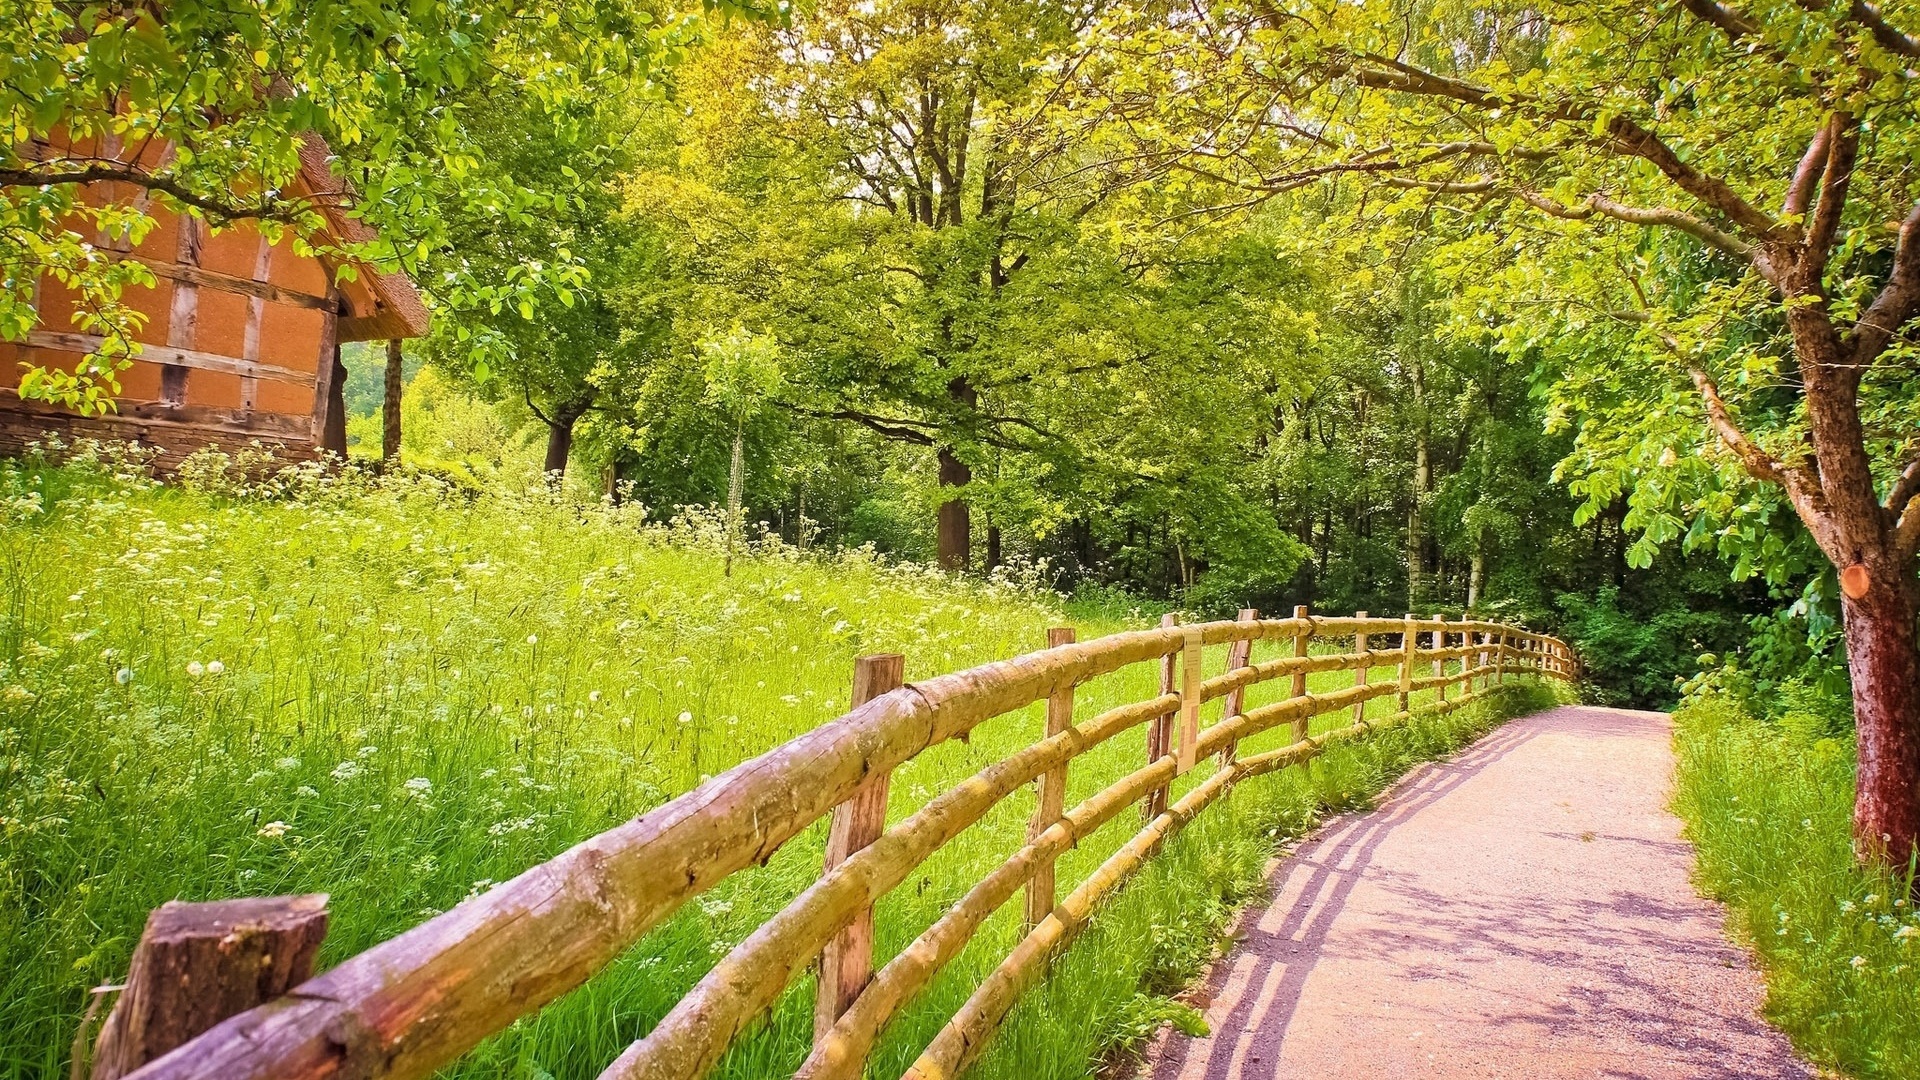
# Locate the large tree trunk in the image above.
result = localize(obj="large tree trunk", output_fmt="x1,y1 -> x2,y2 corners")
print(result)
1406,358 -> 1430,608
937,376 -> 976,571
543,408 -> 582,477
382,339 -> 403,462
1840,568 -> 1920,865
937,447 -> 970,571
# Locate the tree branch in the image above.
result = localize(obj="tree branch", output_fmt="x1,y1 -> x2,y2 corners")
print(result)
1333,52 -> 1782,243
1688,366 -> 1840,554
1802,113 -> 1858,281
1820,0 -> 1920,57
0,164 -> 321,225
1883,447 -> 1920,514
1849,200 -> 1920,364
1783,122 -> 1832,220
1518,188 -> 1752,258
1678,0 -> 1762,40
1599,115 -> 1782,239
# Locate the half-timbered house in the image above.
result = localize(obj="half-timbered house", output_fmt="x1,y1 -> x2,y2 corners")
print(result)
0,136 -> 428,468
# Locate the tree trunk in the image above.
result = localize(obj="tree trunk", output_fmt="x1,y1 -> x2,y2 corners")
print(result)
936,448 -> 970,571
1840,569 -> 1920,865
322,346 -> 348,457
936,377 -> 976,572
1467,536 -> 1485,610
544,411 -> 579,477
725,425 -> 745,578
985,524 -> 1002,571
1783,300 -> 1920,867
1407,359 -> 1430,608
382,339 -> 403,462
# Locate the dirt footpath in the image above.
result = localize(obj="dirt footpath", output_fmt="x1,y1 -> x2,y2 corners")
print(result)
1139,706 -> 1810,1080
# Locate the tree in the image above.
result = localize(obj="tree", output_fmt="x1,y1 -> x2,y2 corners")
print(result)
1078,0 -> 1920,861
423,86 -> 673,479
629,0 -> 1210,570
701,327 -> 786,574
1,0 -> 736,413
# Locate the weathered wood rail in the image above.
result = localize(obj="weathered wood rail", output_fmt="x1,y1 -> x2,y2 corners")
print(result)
115,611 -> 1573,1080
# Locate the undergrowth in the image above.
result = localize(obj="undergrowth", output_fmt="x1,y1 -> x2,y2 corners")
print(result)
1672,691 -> 1920,1078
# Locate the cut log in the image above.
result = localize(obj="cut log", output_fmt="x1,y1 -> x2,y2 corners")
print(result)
91,895 -> 327,1080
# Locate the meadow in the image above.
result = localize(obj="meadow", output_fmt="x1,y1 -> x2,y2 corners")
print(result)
1672,690 -> 1920,1078
0,445 -> 1556,1080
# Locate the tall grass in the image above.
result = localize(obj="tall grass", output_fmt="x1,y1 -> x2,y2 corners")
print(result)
0,448 -> 1550,1079
1672,692 -> 1920,1078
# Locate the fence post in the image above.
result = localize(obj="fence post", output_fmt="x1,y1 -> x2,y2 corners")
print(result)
89,895 -> 329,1080
1219,608 -> 1258,766
1398,613 -> 1415,712
1352,610 -> 1369,725
1496,626 -> 1508,683
1146,613 -> 1178,819
1026,628 -> 1076,930
815,652 -> 905,1042
1290,605 -> 1311,742
1176,626 -> 1204,775
1432,613 -> 1448,702
1478,630 -> 1491,691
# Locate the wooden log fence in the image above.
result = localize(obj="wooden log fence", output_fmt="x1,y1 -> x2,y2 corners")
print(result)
117,615 -> 1574,1080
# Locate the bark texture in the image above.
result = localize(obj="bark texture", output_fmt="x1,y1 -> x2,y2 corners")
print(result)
93,895 -> 328,1080
382,339 -> 403,461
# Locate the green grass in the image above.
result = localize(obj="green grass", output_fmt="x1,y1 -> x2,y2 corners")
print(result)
1672,692 -> 1920,1079
0,448 -> 1552,1080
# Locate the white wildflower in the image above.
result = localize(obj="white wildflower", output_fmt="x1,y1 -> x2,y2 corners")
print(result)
404,777 -> 433,797
527,634 -> 538,645
207,660 -> 225,675
257,820 -> 290,838
115,667 -> 133,685
186,661 -> 205,677
330,760 -> 364,781
1850,955 -> 1869,969
677,711 -> 693,724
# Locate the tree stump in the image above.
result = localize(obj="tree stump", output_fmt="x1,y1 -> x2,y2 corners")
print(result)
90,894 -> 328,1080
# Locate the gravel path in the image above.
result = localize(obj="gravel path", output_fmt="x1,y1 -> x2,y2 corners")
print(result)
1139,705 -> 1810,1080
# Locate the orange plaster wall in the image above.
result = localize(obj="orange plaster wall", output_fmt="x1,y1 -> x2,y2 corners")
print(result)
260,306 -> 324,373
256,379 -> 314,415
192,288 -> 248,359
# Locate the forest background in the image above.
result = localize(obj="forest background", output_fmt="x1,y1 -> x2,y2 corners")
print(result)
309,0 -> 1832,716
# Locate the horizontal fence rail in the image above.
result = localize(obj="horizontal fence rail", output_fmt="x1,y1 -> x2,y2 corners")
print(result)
121,612 -> 1574,1080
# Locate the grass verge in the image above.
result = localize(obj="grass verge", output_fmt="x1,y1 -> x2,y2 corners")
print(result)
1672,692 -> 1920,1079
